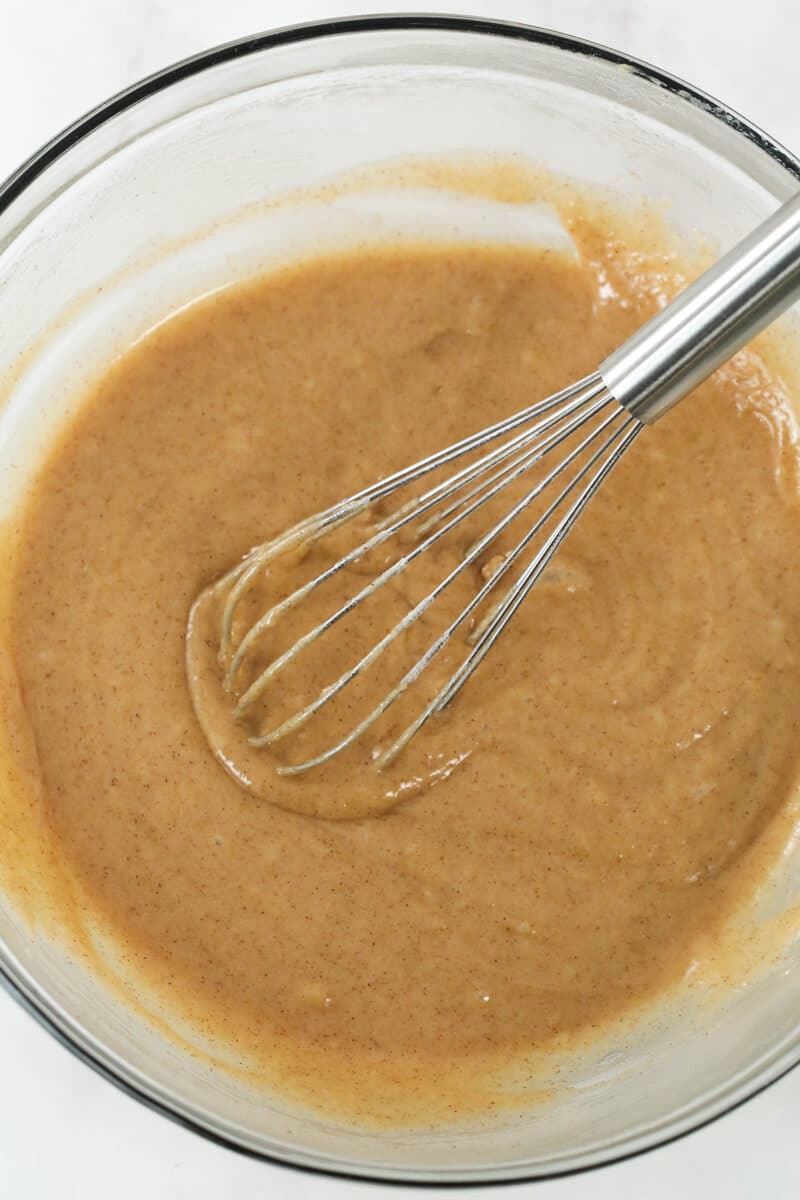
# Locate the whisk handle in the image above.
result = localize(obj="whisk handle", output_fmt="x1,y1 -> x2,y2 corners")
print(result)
600,191 -> 800,423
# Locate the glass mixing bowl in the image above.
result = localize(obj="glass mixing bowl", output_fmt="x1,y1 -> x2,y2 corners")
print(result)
0,14 -> 798,1184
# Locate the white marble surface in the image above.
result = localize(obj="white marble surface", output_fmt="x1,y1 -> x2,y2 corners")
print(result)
1,1 -> 799,1197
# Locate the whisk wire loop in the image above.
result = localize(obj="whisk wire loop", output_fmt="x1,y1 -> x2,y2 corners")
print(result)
212,370 -> 644,773
275,405 -> 640,774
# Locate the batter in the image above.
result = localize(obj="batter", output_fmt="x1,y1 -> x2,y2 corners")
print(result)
4,205 -> 800,1122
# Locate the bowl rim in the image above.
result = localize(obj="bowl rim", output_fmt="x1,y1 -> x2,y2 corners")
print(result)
1,11 -> 799,1186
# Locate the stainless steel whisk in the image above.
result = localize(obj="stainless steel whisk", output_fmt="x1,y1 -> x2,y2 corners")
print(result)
207,194 -> 800,774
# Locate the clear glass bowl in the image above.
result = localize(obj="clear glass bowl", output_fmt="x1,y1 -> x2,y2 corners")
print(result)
0,15 -> 798,1184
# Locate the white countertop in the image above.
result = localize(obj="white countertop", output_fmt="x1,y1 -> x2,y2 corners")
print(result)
1,1 -> 799,1196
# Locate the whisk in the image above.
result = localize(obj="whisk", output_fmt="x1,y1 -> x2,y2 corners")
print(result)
198,193 -> 800,775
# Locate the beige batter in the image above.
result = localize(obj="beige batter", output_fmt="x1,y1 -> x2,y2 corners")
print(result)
5,206 -> 800,1122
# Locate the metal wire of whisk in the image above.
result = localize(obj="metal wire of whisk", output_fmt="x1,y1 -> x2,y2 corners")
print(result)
206,193 -> 800,774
